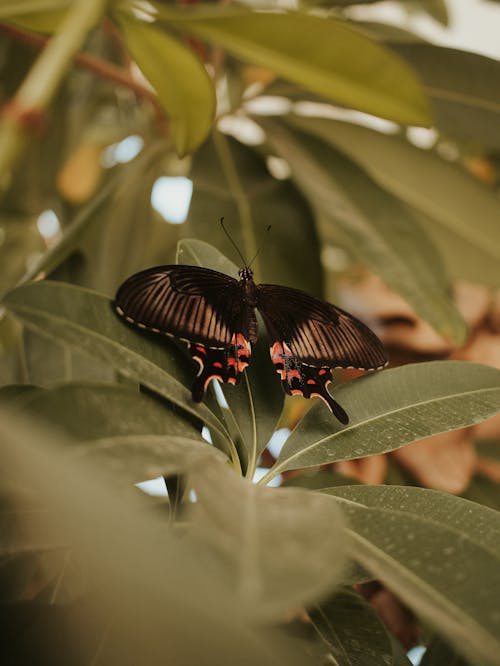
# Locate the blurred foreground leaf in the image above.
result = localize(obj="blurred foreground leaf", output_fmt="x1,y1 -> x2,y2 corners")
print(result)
0,408 -> 317,666
190,462 -> 347,622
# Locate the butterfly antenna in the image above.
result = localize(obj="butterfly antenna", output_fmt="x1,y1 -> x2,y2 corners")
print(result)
248,225 -> 272,268
220,217 -> 248,266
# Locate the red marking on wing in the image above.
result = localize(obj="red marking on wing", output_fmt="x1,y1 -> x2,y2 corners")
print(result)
307,379 -> 316,385
212,361 -> 223,368
195,345 -> 207,354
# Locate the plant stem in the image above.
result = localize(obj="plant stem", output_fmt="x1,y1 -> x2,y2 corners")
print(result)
213,130 -> 260,278
255,465 -> 278,486
0,0 -> 108,181
0,23 -> 165,121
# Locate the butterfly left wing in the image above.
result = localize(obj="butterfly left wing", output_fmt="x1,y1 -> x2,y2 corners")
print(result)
256,283 -> 388,424
115,265 -> 257,401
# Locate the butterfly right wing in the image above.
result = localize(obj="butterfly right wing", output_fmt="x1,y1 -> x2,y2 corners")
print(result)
115,265 -> 256,400
256,283 -> 388,424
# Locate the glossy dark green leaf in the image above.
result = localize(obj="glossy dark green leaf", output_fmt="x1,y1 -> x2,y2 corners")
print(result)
2,281 -> 231,446
261,118 -> 465,344
116,13 -> 215,156
186,131 -> 322,294
261,362 -> 500,480
310,588 -> 394,666
156,5 -> 431,125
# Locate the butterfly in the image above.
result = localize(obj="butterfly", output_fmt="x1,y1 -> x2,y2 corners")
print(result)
114,262 -> 387,425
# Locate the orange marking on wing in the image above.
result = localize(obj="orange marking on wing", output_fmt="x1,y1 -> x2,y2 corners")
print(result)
212,361 -> 223,368
286,369 -> 301,381
228,377 -> 237,385
291,389 -> 303,396
307,379 -> 316,385
318,368 -> 327,375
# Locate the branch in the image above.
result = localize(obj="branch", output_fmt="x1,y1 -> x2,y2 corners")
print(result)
0,22 -> 166,127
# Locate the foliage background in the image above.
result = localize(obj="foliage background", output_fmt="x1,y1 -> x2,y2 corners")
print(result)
1,1 -> 500,665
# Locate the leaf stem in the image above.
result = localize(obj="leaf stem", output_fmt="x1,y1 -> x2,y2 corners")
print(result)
0,0 -> 108,180
0,22 -> 166,123
213,131 -> 260,277
256,465 -> 278,486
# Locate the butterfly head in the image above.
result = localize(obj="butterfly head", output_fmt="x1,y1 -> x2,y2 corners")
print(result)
238,266 -> 254,282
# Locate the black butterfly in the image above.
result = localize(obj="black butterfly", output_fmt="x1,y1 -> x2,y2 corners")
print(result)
115,263 -> 387,425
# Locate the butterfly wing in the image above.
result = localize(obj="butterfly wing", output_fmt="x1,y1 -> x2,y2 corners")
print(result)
257,284 -> 388,424
115,265 -> 257,401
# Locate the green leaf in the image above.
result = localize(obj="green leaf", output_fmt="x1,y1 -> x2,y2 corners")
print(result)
309,588 -> 394,666
186,131 -> 323,294
294,116 -> 500,284
325,485 -> 500,559
420,636 -> 471,666
156,5 -> 431,125
262,361 -> 500,479
261,118 -> 466,344
2,281 -> 231,447
392,43 -> 500,149
322,493 -> 500,666
463,474 -> 500,513
15,381 -> 201,441
190,461 -> 347,622
115,12 -> 215,156
177,238 -> 284,475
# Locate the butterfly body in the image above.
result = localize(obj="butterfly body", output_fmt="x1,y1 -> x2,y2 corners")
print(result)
115,264 -> 388,425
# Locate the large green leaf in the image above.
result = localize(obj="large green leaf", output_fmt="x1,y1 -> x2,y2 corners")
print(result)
186,131 -> 322,294
326,485 -> 500,559
291,116 -> 500,283
392,43 -> 500,149
322,492 -> 500,666
177,239 -> 284,476
309,588 -> 394,666
14,381 -> 201,441
260,361 -> 500,481
2,281 -> 232,449
154,5 -> 431,125
190,461 -> 347,622
261,118 -> 465,343
115,13 -> 215,156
